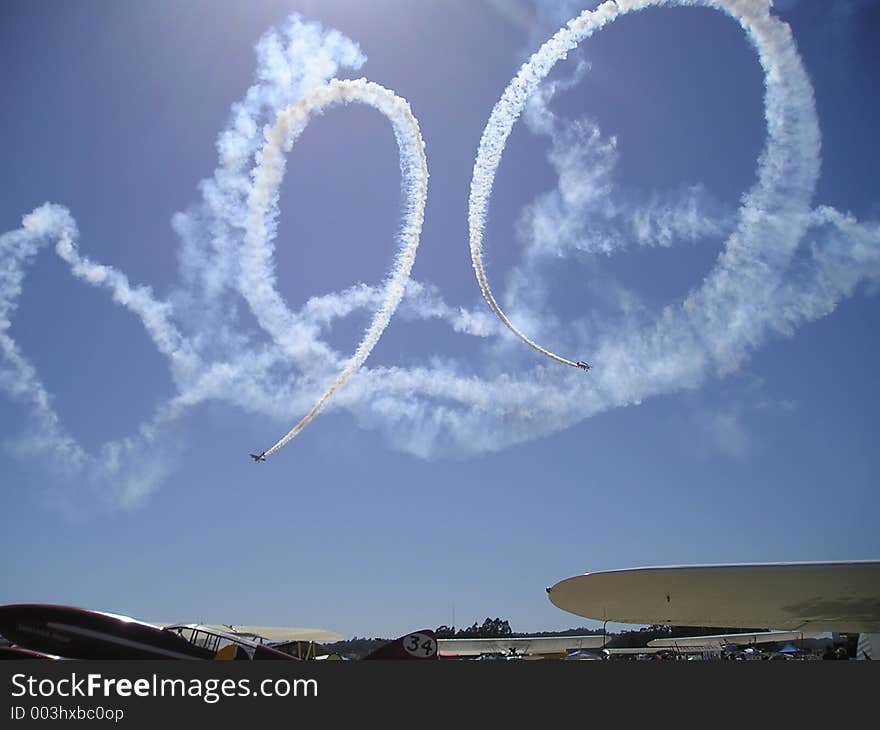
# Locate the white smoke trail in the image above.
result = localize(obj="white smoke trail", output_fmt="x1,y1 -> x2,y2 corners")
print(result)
469,0 -> 819,371
517,61 -> 733,257
0,16 -> 372,507
0,204 -> 191,509
301,280 -> 499,338
241,78 -> 428,458
1,6 -> 877,510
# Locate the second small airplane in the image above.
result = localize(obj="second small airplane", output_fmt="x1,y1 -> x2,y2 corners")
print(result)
250,452 -> 267,462
575,361 -> 592,372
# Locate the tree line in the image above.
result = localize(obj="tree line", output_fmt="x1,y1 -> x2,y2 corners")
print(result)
435,618 -> 767,645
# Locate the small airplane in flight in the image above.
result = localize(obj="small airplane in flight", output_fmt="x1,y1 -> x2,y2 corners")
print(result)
575,361 -> 592,372
250,452 -> 267,462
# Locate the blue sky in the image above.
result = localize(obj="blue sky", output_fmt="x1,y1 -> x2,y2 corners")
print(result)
1,0 -> 878,638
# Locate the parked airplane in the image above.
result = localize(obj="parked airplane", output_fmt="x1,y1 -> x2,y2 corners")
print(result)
362,630 -> 438,660
0,604 -> 436,661
0,604 -> 215,660
546,560 -> 880,659
437,634 -> 607,659
163,623 -> 297,660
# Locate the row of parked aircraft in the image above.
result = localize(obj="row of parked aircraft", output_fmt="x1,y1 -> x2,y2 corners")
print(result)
435,628 -> 842,660
546,559 -> 880,660
0,604 -> 437,661
4,561 -> 873,661
436,560 -> 879,660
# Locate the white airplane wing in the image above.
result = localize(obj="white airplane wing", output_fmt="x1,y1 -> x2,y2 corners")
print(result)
207,625 -> 344,644
147,623 -> 344,644
438,635 -> 608,657
547,560 -> 880,633
648,630 -> 814,650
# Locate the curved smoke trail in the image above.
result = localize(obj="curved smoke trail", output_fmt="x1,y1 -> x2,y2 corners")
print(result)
2,7 -> 876,508
242,78 -> 428,458
469,0 -> 819,371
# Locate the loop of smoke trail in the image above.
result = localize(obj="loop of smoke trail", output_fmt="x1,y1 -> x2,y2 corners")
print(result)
242,78 -> 428,458
5,6 -> 870,505
469,0 -> 819,372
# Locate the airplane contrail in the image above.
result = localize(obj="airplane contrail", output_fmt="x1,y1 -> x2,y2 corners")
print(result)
1,8 -> 876,508
242,78 -> 429,459
469,0 -> 818,372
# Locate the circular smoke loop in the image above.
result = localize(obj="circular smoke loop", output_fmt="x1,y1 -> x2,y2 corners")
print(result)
242,78 -> 429,459
469,0 -> 819,371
